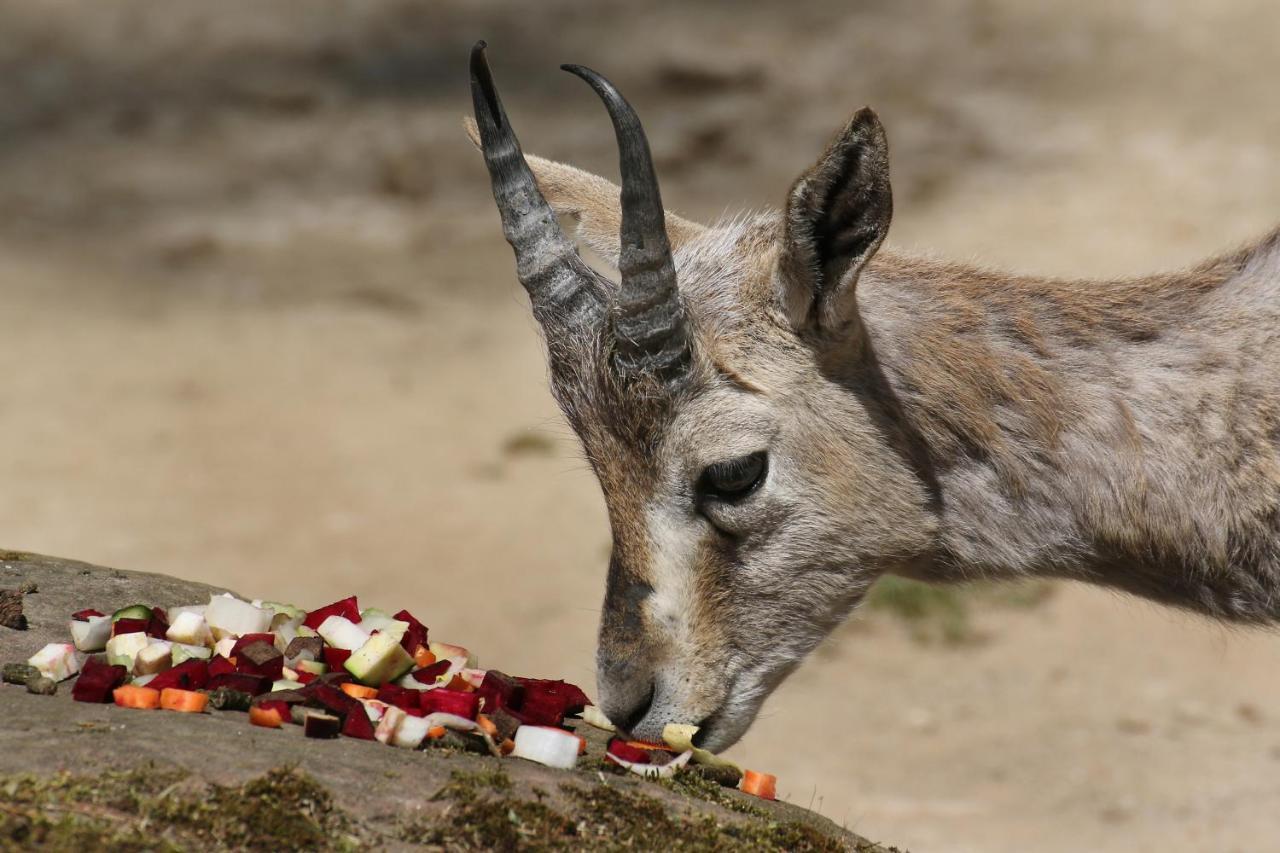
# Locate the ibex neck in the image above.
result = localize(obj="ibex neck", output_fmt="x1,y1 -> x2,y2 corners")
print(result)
862,236 -> 1280,623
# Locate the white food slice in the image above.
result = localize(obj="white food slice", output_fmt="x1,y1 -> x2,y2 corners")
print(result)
391,714 -> 431,749
510,725 -> 581,770
105,632 -> 150,669
166,611 -> 213,647
70,616 -> 111,652
205,595 -> 272,640
316,615 -> 370,652
28,643 -> 84,681
375,705 -> 407,744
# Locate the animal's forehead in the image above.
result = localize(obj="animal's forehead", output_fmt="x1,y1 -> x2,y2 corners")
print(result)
673,213 -> 782,336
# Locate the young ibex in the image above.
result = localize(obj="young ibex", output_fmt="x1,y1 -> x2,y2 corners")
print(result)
467,42 -> 1280,751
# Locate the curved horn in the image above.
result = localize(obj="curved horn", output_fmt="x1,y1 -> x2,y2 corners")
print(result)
561,64 -> 691,384
470,43 -> 605,345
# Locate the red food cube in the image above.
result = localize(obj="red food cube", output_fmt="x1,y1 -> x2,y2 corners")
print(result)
392,609 -> 428,654
230,633 -> 277,657
71,609 -> 106,621
144,609 -> 170,640
517,678 -> 591,715
71,658 -> 128,703
209,656 -> 237,678
419,688 -> 479,720
475,670 -> 524,713
302,596 -> 360,630
295,670 -> 316,685
322,647 -> 352,671
254,699 -> 293,721
607,737 -> 651,764
111,618 -> 149,637
376,684 -> 419,711
147,659 -> 210,692
306,683 -> 375,740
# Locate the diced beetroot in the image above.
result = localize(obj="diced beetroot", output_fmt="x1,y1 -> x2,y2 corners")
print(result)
302,596 -> 360,630
402,705 -> 425,717
296,670 -> 316,685
322,647 -> 352,671
392,609 -> 428,654
209,656 -> 237,678
147,659 -> 210,692
235,641 -> 284,680
409,659 -> 450,685
144,609 -> 170,640
475,669 -> 524,713
254,699 -> 293,721
231,633 -> 277,657
517,678 -> 591,715
72,608 -> 105,621
306,684 -> 375,739
207,672 -> 271,696
419,688 -> 479,720
71,658 -> 128,703
515,690 -> 570,727
376,684 -> 419,711
112,618 -> 149,637
607,737 -> 651,764
342,708 -> 376,740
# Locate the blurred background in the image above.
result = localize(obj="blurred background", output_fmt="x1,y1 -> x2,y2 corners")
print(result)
3,1 -> 1280,850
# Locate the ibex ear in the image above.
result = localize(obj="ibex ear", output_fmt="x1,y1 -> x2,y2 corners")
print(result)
776,108 -> 892,332
464,117 -> 705,267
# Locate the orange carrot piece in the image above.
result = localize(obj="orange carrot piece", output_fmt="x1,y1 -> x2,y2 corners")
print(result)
476,714 -> 499,739
159,687 -> 209,713
426,725 -> 447,739
340,683 -> 378,701
739,769 -> 777,800
413,646 -> 436,669
249,705 -> 284,728
576,734 -> 587,756
499,738 -> 515,755
445,674 -> 474,692
113,685 -> 161,710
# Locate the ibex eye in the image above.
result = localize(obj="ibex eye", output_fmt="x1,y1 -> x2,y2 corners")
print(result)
697,452 -> 767,502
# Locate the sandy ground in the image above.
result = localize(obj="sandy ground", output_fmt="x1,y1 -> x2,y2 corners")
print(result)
2,2 -> 1280,850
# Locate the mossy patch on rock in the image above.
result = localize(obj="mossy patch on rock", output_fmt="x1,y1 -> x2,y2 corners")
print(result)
0,765 -> 362,851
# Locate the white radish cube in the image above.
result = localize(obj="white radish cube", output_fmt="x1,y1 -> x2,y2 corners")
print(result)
69,616 -> 111,652
459,668 -> 486,689
273,615 -> 303,650
166,604 -> 206,622
166,611 -> 212,647
511,725 -> 580,769
133,641 -> 172,675
391,714 -> 431,749
375,705 -> 407,744
28,643 -> 83,681
213,637 -> 237,659
171,643 -> 212,665
357,615 -> 410,641
205,594 -> 271,640
106,632 -> 150,669
395,673 -> 431,690
344,632 -> 413,686
317,615 -> 370,652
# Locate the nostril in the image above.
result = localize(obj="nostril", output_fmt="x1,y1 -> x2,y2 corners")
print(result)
616,682 -> 656,734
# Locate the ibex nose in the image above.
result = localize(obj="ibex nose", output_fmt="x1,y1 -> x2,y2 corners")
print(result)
597,652 -> 656,735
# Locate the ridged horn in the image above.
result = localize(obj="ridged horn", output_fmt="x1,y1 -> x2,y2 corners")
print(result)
561,64 -> 691,385
469,42 -> 605,346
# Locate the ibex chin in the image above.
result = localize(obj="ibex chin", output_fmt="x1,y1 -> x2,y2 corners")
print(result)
467,42 -> 1280,751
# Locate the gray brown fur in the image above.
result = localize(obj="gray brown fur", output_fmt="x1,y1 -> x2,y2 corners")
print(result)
466,67 -> 1280,751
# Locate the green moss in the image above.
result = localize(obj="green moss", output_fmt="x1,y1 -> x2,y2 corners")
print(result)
0,550 -> 32,562
0,765 -> 361,851
410,767 -> 871,852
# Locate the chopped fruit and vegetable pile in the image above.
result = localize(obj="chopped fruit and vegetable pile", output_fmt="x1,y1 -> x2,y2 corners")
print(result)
5,592 -> 777,800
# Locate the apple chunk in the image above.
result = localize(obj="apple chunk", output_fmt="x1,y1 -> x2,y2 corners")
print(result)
345,632 -> 413,686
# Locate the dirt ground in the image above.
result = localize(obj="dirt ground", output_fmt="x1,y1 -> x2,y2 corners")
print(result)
2,2 -> 1279,851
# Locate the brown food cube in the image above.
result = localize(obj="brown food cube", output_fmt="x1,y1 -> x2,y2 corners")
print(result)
303,711 -> 341,739
284,636 -> 323,662
486,707 -> 523,742
240,640 -> 282,667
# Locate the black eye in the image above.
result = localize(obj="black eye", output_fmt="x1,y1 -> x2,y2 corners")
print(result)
697,452 -> 767,502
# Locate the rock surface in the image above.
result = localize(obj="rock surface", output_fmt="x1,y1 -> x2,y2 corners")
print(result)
0,551 -> 901,851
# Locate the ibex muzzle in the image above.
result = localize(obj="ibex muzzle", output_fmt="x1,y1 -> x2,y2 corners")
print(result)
470,42 -> 1280,751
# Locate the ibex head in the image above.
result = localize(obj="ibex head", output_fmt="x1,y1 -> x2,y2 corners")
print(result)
470,43 -> 937,750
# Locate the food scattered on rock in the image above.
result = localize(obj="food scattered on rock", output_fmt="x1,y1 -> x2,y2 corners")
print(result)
4,591 -> 779,800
